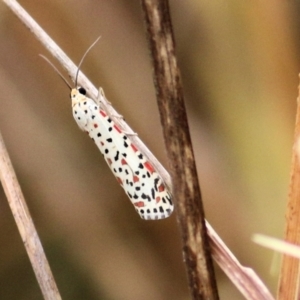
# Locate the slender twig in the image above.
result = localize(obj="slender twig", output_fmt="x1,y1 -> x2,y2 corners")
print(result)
277,79 -> 300,299
208,223 -> 274,299
2,0 -> 275,299
0,132 -> 61,300
253,234 -> 300,259
140,1 -> 218,299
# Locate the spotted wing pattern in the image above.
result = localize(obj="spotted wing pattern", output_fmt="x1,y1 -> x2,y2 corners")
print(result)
71,88 -> 173,220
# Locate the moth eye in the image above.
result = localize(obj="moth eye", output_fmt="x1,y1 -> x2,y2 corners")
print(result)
78,87 -> 86,95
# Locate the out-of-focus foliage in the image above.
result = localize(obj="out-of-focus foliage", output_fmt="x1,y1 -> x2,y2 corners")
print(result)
0,1 -> 298,299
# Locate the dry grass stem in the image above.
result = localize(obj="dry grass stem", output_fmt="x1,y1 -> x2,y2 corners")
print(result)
253,234 -> 300,259
0,132 -> 61,300
207,224 -> 274,299
277,76 -> 300,300
141,0 -> 219,299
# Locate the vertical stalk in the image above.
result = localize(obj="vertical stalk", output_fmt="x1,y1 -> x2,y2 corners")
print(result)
140,1 -> 219,299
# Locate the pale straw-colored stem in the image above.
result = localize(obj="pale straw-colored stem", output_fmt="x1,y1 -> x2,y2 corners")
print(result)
0,132 -> 61,300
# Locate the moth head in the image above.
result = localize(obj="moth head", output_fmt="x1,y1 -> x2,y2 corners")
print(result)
77,87 -> 86,95
40,36 -> 101,101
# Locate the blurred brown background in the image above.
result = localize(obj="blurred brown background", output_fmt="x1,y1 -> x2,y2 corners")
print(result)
0,0 -> 298,299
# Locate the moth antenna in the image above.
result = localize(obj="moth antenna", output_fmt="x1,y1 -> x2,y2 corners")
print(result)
39,54 -> 72,90
75,36 -> 101,87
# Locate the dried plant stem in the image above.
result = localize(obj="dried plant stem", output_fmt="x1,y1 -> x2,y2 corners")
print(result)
277,80 -> 300,299
0,132 -> 61,300
140,1 -> 218,299
3,0 -> 274,299
208,223 -> 274,299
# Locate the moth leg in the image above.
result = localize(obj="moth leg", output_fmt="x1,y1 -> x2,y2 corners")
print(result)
111,113 -> 124,120
97,87 -> 111,106
97,87 -> 136,136
97,88 -> 124,117
123,132 -> 138,136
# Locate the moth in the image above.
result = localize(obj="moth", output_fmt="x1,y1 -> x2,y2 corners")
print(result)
41,38 -> 173,220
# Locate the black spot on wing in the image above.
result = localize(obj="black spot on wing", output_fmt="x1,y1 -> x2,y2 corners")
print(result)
154,177 -> 159,191
151,188 -> 155,200
114,151 -> 120,161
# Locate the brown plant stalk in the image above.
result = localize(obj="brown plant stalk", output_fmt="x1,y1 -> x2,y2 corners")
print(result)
140,1 -> 218,299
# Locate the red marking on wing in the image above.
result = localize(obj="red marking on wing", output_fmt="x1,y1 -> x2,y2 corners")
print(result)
107,158 -> 112,165
156,197 -> 161,203
116,177 -> 123,185
114,124 -> 122,133
144,161 -> 155,174
121,158 -> 127,165
158,184 -> 165,192
100,110 -> 106,117
133,176 -> 139,183
100,142 -> 104,146
94,124 -> 98,128
131,143 -> 138,152
134,201 -> 145,207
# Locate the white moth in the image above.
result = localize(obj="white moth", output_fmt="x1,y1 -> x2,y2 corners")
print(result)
41,38 -> 173,220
